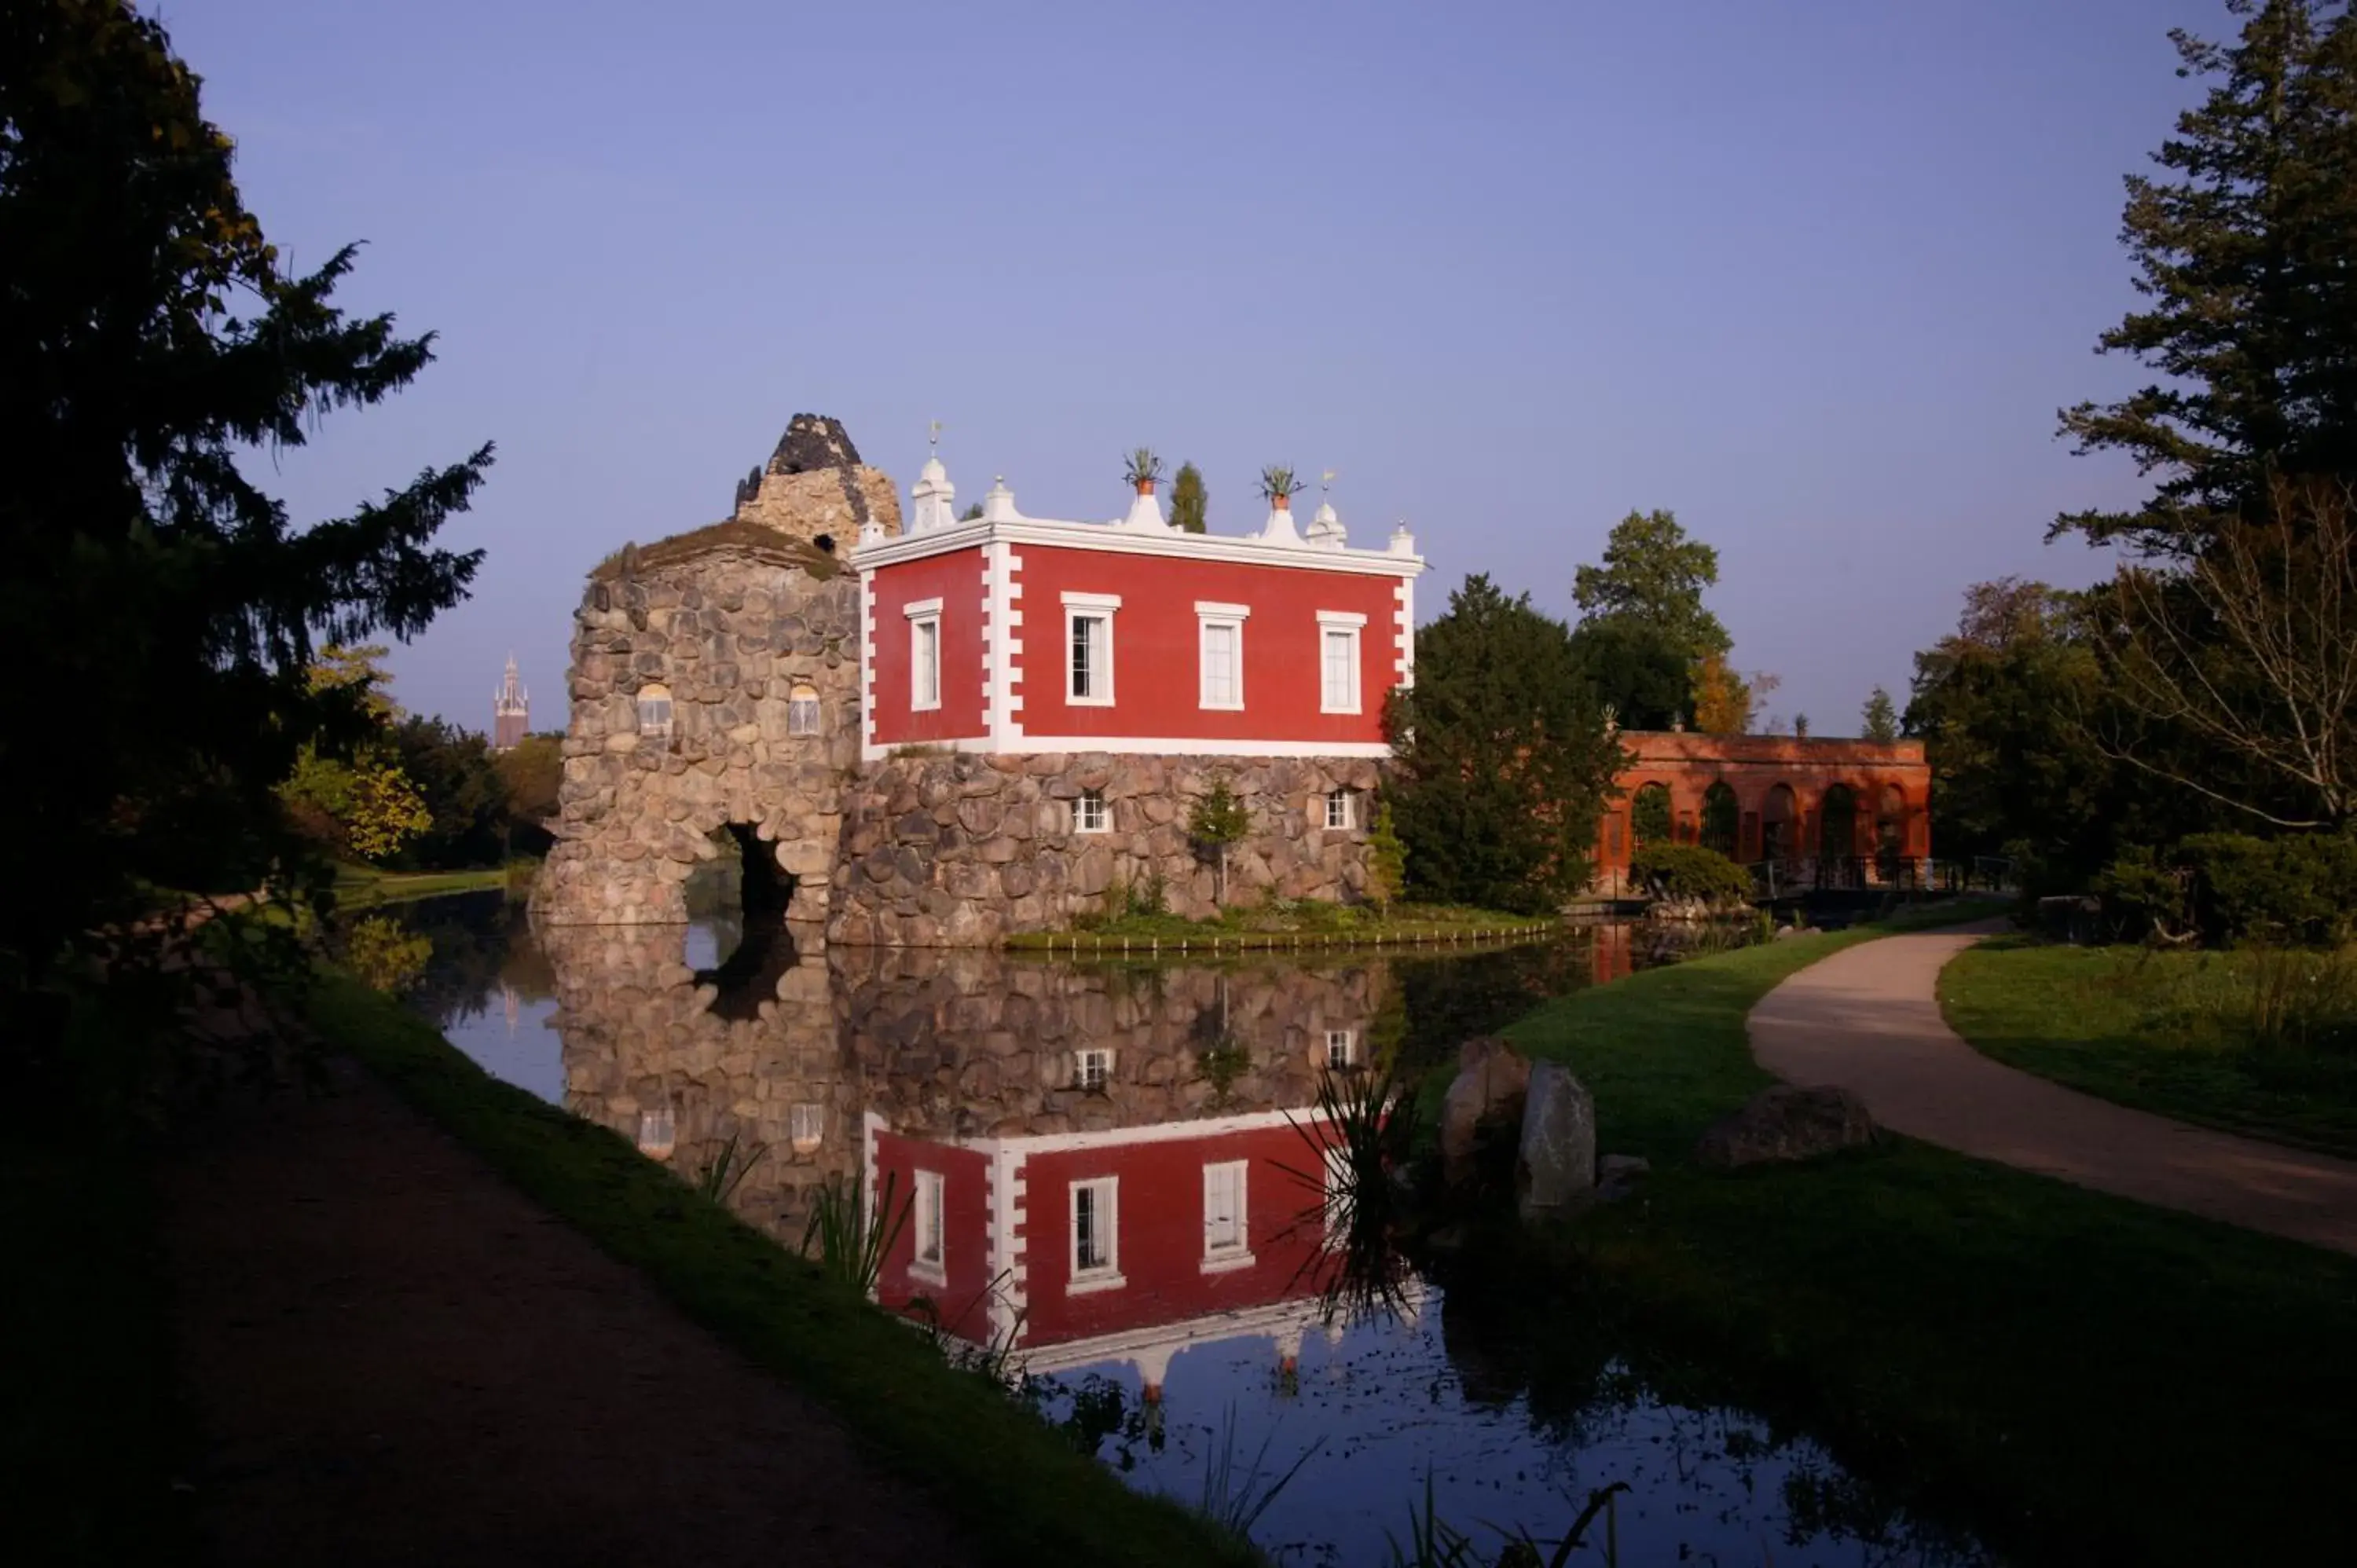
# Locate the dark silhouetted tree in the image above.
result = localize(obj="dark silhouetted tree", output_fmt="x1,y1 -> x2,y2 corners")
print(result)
1861,687 -> 1901,742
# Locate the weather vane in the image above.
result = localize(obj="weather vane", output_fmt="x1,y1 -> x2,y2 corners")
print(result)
1321,468 -> 1337,496
929,419 -> 941,454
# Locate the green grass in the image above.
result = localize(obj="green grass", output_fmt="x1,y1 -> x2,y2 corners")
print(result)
1495,902 -> 2357,1566
1941,936 -> 2357,1158
312,976 -> 1258,1568
1008,900 -> 1554,952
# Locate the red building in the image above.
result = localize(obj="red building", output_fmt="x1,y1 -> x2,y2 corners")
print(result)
855,457 -> 1425,762
1589,730 -> 1934,891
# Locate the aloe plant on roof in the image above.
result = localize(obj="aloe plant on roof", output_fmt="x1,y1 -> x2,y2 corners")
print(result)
1122,447 -> 1165,489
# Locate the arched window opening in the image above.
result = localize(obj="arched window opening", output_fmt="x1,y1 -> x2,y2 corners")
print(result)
1632,782 -> 1673,846
1700,782 -> 1740,857
786,683 -> 821,736
1761,784 -> 1799,866
636,683 -> 674,738
1819,784 -> 1860,886
1875,784 -> 1909,881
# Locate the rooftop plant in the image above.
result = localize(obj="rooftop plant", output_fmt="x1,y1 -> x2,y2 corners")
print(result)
1123,447 -> 1165,487
1259,464 -> 1303,501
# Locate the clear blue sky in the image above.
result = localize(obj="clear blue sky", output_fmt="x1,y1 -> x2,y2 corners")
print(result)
170,0 -> 2209,735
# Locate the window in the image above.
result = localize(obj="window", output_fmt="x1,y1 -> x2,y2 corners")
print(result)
913,1169 -> 946,1277
786,683 -> 821,736
1202,1161 -> 1249,1264
789,1102 -> 824,1153
904,598 -> 943,712
1075,789 -> 1108,833
635,1105 -> 676,1160
1317,613 -> 1366,714
1324,789 -> 1354,830
1196,601 -> 1250,710
1063,592 -> 1121,705
1072,1176 -> 1120,1285
636,683 -> 674,738
1325,1029 -> 1356,1070
1073,1047 -> 1113,1090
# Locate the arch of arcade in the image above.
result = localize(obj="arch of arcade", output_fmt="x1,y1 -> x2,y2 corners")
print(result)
1591,731 -> 1933,892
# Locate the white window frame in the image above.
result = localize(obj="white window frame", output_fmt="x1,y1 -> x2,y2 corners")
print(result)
1200,1160 -> 1252,1272
786,684 -> 821,737
1073,1046 -> 1114,1090
911,1168 -> 947,1283
1325,1028 -> 1356,1070
1318,611 -> 1367,715
904,598 -> 944,713
1074,789 -> 1109,834
1069,1176 -> 1124,1291
1195,601 -> 1250,712
1324,788 -> 1354,830
1063,592 -> 1121,707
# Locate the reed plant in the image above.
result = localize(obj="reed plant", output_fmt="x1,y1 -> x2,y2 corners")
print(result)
691,1132 -> 767,1206
1189,1404 -> 1321,1543
800,1169 -> 910,1294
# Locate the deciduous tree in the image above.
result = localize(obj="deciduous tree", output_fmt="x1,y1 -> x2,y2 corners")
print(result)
1573,510 -> 1732,665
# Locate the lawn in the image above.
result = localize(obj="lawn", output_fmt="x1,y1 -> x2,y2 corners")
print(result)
1940,935 -> 2357,1158
1006,898 -> 1555,953
1495,907 -> 2357,1566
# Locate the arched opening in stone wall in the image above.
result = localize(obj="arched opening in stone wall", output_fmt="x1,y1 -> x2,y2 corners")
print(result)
683,823 -> 799,989
1820,784 -> 1858,860
1631,782 -> 1673,846
1700,782 -> 1740,857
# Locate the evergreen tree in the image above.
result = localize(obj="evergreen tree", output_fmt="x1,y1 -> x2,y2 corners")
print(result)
2058,1 -> 2357,554
2,2 -> 492,1046
1170,461 -> 1208,533
1384,576 -> 1622,913
1860,686 -> 1901,742
1572,510 -> 1732,665
1365,800 -> 1407,915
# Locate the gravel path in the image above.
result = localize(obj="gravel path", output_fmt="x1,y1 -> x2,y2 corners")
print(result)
160,1057 -> 974,1567
1748,922 -> 2357,1256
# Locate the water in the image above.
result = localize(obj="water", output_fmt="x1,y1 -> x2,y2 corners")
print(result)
365,892 -> 1987,1566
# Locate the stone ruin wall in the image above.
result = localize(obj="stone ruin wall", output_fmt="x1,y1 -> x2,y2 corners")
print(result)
530,550 -> 867,927
823,751 -> 1386,947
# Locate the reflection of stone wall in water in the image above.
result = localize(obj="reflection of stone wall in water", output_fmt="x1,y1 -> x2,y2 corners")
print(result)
835,951 -> 1389,1140
541,919 -> 1395,1237
541,923 -> 860,1248
827,752 -> 1384,946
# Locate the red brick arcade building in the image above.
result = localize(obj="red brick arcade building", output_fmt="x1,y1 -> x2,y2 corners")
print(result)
1590,730 -> 1933,892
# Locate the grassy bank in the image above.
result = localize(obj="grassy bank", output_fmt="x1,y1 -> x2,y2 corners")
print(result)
1497,907 -> 2357,1565
312,976 -> 1256,1568
1006,899 -> 1554,953
1941,935 -> 2357,1158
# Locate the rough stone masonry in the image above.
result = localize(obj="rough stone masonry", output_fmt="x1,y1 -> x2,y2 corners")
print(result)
532,416 -> 1386,942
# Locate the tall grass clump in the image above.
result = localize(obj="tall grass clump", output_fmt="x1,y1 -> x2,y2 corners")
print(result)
1280,1057 -> 1416,1324
801,1170 -> 909,1293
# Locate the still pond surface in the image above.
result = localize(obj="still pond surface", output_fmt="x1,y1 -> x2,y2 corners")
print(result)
365,892 -> 1986,1566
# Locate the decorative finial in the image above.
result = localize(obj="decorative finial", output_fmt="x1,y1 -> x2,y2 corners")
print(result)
929,419 -> 941,454
1321,469 -> 1336,496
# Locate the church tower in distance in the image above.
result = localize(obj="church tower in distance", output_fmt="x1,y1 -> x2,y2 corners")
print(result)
493,654 -> 530,751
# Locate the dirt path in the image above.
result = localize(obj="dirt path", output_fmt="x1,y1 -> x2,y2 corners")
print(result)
161,1057 -> 974,1568
1748,923 -> 2357,1257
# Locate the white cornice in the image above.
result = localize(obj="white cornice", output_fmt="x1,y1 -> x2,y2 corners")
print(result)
854,517 -> 1424,580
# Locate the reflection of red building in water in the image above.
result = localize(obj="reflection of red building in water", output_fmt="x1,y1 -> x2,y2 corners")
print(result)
871,1105 -> 1351,1383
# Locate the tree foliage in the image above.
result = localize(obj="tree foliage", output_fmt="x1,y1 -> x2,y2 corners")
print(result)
1186,776 -> 1252,905
1169,461 -> 1208,533
1860,686 -> 1900,742
1572,509 -> 1732,665
1384,575 -> 1622,913
1364,798 -> 1406,914
1691,653 -> 1756,734
0,1 -> 492,1039
1568,617 -> 1692,731
2058,1 -> 2357,554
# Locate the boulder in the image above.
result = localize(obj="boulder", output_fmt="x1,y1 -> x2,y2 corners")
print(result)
1439,1036 -> 1531,1186
1596,1154 -> 1651,1203
1695,1085 -> 1875,1169
1515,1061 -> 1596,1218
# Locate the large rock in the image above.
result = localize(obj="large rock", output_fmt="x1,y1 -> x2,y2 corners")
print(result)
1695,1084 -> 1876,1169
1439,1037 -> 1531,1186
1516,1061 -> 1596,1218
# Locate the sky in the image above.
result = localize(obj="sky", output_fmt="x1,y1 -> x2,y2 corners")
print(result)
166,0 -> 2216,736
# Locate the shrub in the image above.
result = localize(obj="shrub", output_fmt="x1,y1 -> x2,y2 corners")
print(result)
1627,842 -> 1752,903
